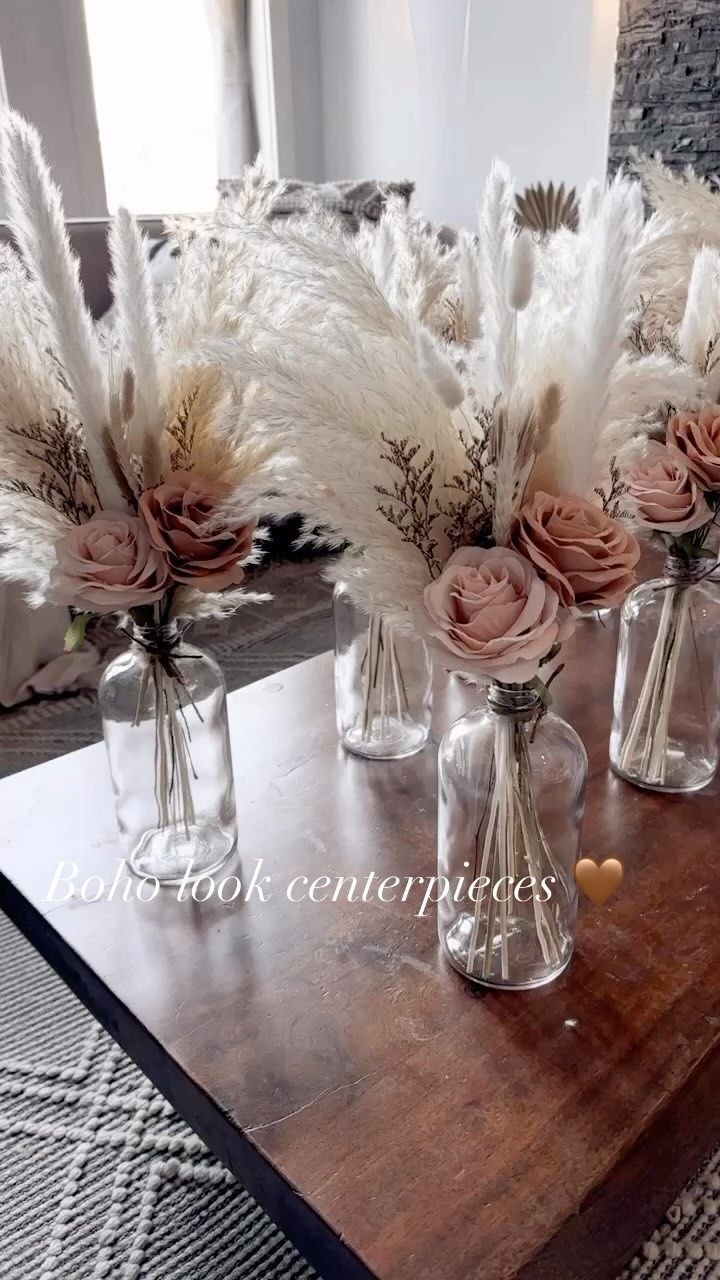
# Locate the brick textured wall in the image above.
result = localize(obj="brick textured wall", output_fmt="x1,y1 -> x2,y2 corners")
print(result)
609,0 -> 720,178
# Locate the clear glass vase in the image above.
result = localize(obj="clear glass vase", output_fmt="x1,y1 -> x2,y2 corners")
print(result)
438,684 -> 586,990
333,583 -> 433,759
576,604 -> 614,626
98,621 -> 237,884
610,555 -> 720,792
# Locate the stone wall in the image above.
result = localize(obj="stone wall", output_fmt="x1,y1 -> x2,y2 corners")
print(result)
609,0 -> 720,179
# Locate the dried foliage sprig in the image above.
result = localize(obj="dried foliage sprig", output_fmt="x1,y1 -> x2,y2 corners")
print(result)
5,410 -> 99,521
375,433 -> 443,576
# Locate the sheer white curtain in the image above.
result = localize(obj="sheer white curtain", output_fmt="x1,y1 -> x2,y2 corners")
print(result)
206,0 -> 258,179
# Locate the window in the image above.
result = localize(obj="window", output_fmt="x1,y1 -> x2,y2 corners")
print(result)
83,0 -> 219,213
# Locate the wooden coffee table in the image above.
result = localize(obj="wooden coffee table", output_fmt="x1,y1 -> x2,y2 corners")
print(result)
1,623 -> 719,1280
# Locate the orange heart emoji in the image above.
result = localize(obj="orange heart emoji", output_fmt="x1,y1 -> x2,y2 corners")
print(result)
574,857 -> 624,906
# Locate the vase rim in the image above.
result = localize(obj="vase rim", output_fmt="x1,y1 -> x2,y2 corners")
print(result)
487,682 -> 542,716
130,618 -> 187,656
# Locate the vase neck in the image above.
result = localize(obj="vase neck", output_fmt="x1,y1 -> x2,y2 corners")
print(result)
664,551 -> 708,586
130,620 -> 184,657
487,683 -> 542,717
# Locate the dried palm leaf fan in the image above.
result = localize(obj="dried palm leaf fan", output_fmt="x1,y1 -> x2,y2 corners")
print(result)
515,182 -> 579,235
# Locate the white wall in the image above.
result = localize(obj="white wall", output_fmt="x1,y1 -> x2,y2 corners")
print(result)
286,0 -> 324,180
314,0 -> 619,229
0,0 -> 107,216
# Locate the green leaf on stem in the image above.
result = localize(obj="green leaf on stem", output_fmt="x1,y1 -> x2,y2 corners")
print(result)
64,611 -> 95,652
529,661 -> 566,708
528,675 -> 552,707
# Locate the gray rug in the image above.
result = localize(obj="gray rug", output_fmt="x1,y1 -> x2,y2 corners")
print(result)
0,912 -> 317,1280
1,559 -> 718,1277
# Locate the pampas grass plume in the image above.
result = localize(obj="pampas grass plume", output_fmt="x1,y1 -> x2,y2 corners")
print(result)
415,328 -> 465,409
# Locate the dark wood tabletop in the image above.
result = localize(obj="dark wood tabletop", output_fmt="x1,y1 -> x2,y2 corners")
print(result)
1,617 -> 719,1280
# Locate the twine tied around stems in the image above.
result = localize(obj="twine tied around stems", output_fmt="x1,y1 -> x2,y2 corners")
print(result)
125,621 -> 203,682
664,551 -> 715,586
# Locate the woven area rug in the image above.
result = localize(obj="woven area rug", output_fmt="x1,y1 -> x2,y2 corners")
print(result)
0,913 -> 318,1280
1,558 -> 718,1277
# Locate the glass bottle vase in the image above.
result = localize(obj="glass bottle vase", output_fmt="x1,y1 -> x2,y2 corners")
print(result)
98,622 -> 237,884
438,684 -> 586,990
610,555 -> 720,792
333,583 -> 433,759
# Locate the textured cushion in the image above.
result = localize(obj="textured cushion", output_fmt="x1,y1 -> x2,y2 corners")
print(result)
218,176 -> 414,230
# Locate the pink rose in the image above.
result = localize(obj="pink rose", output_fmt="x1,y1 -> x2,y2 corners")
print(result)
419,545 -> 573,683
49,512 -> 170,612
627,446 -> 711,534
139,471 -> 256,592
667,404 -> 720,490
510,491 -> 640,608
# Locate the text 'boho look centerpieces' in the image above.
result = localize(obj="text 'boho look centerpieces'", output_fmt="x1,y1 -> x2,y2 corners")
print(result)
0,114 -> 283,884
208,163 -> 688,988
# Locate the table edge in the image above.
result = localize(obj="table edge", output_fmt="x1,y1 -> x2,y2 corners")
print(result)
518,1039 -> 720,1280
0,870 -> 378,1280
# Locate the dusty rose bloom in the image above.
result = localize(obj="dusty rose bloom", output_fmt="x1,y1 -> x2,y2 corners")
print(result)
667,404 -> 720,490
511,491 -> 640,609
627,447 -> 711,534
139,471 -> 256,592
419,545 -> 573,683
50,512 -> 170,612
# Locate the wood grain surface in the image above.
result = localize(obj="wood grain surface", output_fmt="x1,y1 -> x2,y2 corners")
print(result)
1,614 -> 718,1280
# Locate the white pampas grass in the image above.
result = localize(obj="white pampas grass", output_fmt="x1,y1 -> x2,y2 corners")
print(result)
357,196 -> 478,343
547,173 -> 645,496
634,156 -> 720,328
456,229 -> 482,340
578,179 -> 602,229
108,207 -> 163,471
0,111 -> 120,509
475,164 -> 538,544
372,216 -> 397,294
478,160 -> 516,395
193,219 -> 476,617
607,352 -> 700,423
679,246 -> 720,379
415,328 -> 465,408
637,156 -> 720,239
0,488 -> 71,603
204,159 -> 693,619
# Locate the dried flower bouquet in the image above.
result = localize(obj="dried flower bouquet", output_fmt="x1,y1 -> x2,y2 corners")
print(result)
207,162 -> 695,981
0,115 -> 283,874
611,239 -> 720,790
